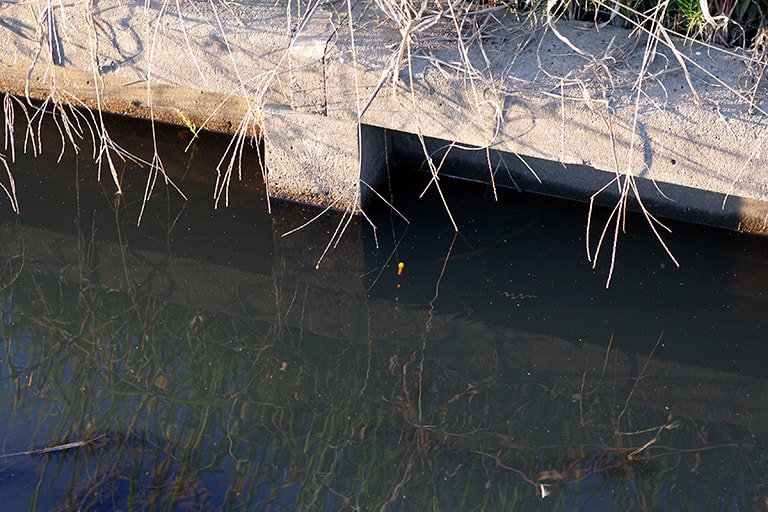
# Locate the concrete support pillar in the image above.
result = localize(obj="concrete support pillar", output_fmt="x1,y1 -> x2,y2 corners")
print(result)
265,0 -> 388,211
263,105 -> 389,210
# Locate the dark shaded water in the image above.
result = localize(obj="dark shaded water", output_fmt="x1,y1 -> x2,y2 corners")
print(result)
0,111 -> 767,511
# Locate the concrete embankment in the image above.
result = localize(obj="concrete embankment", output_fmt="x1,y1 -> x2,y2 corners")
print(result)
1,1 -> 767,232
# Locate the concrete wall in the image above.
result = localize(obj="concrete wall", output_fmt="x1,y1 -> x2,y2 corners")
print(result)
0,1 -> 767,231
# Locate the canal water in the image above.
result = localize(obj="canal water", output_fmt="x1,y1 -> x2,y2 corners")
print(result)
0,110 -> 767,511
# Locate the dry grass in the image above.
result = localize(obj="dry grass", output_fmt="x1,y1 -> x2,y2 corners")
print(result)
351,0 -> 765,286
0,0 -> 765,282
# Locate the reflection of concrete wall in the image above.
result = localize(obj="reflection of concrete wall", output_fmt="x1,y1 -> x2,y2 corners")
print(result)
368,305 -> 768,431
5,219 -> 768,432
0,223 -> 277,322
270,200 -> 372,342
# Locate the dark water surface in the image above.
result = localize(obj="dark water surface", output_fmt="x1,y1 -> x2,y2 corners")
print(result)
0,112 -> 767,511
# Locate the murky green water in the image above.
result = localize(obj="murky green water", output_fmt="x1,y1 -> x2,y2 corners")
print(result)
0,111 -> 767,511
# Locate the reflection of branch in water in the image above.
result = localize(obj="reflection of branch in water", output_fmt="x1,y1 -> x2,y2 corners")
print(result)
425,232 -> 457,333
377,450 -> 416,512
386,326 -> 750,505
446,211 -> 541,261
0,433 -> 107,459
615,332 -> 663,434
0,245 -> 24,293
414,232 -> 457,431
467,416 -> 691,500
578,334 -> 614,426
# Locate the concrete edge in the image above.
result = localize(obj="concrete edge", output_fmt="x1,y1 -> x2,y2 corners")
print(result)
392,132 -> 768,233
0,1 -> 767,233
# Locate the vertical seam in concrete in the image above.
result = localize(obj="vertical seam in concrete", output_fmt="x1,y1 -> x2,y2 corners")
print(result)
320,27 -> 331,116
319,1 -> 350,117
